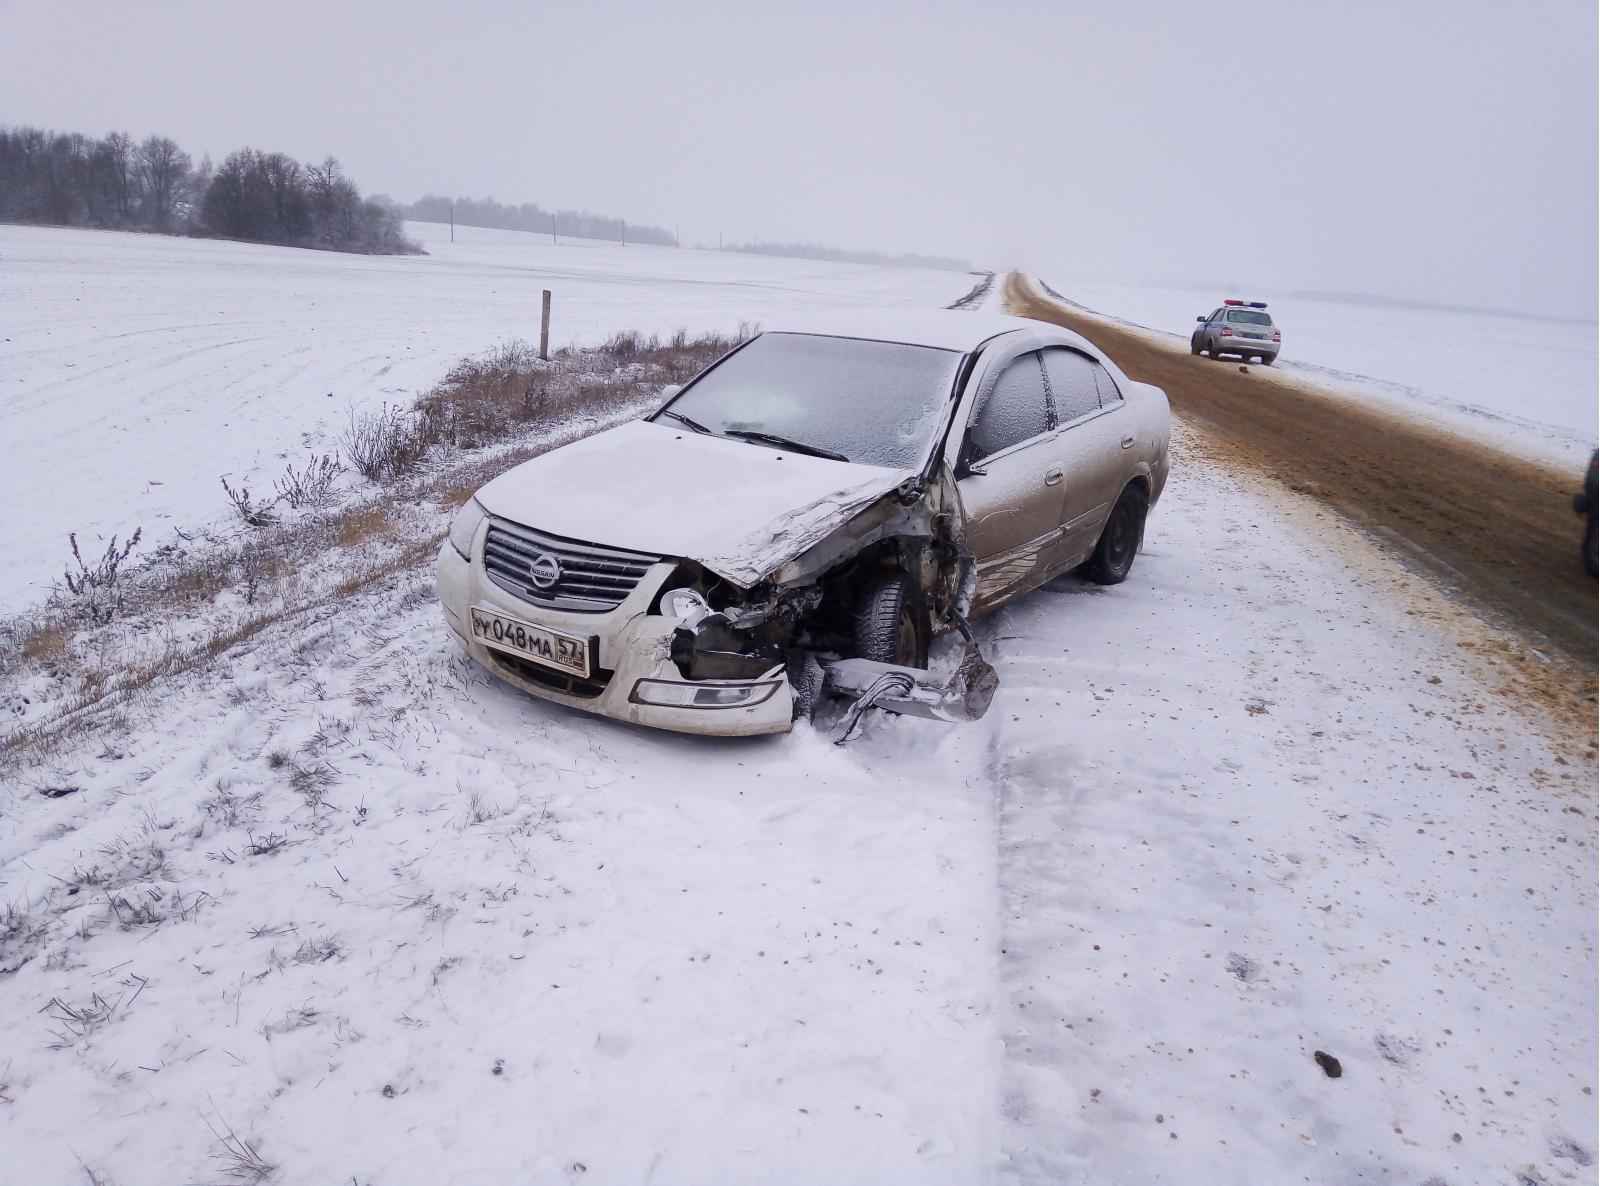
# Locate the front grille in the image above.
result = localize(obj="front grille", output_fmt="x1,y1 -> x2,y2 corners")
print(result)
482,517 -> 660,613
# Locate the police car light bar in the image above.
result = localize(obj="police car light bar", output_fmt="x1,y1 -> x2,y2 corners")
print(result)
1224,299 -> 1270,309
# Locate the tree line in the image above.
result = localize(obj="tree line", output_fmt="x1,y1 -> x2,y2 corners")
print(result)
0,125 -> 420,255
723,239 -> 970,272
396,193 -> 675,246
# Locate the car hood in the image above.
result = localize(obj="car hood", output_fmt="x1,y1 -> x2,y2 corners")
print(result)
474,419 -> 916,588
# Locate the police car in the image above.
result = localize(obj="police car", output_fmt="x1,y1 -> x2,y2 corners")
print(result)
1191,300 -> 1281,365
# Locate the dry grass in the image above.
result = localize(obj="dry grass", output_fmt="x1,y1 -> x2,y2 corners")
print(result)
21,622 -> 70,666
333,506 -> 394,550
1,327 -> 753,776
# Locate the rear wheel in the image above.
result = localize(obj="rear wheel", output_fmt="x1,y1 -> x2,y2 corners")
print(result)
1259,354 -> 1275,366
1585,513 -> 1598,578
853,572 -> 929,667
1082,483 -> 1148,585
1189,335 -> 1202,355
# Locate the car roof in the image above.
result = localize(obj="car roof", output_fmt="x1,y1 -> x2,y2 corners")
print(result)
767,308 -> 1061,353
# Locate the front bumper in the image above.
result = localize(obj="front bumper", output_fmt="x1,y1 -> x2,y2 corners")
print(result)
435,542 -> 794,737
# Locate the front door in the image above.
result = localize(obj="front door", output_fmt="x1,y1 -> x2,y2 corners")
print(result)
955,351 -> 1069,613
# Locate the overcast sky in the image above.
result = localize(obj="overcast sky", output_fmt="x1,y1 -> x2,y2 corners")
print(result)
2,0 -> 1594,317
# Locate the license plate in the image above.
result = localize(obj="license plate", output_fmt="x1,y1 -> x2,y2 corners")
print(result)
1243,332 -> 1268,340
469,606 -> 593,678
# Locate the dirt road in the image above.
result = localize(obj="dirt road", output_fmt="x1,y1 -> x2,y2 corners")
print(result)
1005,273 -> 1596,689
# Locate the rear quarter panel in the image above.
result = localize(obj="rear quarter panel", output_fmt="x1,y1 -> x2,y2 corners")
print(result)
1123,380 -> 1173,505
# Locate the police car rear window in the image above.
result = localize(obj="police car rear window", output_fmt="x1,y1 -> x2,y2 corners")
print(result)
1225,310 -> 1272,326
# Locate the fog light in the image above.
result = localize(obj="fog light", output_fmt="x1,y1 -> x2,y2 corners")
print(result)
629,678 -> 781,709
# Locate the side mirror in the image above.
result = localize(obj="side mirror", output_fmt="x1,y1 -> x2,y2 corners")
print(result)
1195,315 -> 1206,322
660,384 -> 682,403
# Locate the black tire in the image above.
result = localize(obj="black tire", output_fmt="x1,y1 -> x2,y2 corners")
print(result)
1189,335 -> 1202,356
1585,513 -> 1598,578
1259,355 -> 1275,366
1082,483 -> 1148,585
853,572 -> 929,667
787,652 -> 825,723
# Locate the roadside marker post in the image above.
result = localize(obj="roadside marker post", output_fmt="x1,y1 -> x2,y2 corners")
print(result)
540,290 -> 551,362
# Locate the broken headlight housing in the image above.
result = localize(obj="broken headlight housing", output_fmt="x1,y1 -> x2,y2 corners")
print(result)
661,587 -> 713,625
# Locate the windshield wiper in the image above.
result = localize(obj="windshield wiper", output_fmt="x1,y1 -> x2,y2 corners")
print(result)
722,429 -> 848,462
659,409 -> 712,435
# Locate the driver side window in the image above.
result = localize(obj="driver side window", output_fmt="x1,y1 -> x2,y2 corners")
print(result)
967,353 -> 1050,462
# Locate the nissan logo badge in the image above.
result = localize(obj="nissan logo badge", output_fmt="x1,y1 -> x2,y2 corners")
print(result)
528,553 -> 562,590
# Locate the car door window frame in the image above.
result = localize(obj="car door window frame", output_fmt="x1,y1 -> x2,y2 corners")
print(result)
1041,345 -> 1121,426
964,350 -> 1053,467
948,330 -> 1049,473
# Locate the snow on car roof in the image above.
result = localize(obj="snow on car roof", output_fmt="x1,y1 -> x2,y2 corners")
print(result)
768,308 -> 1071,353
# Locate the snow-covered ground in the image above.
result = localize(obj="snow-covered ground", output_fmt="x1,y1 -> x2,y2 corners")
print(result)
4,229 -> 1593,1183
0,222 -> 975,614
4,428 -> 1593,1185
1036,276 -> 1598,467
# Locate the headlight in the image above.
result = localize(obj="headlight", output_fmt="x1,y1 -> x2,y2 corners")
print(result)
448,499 -> 487,559
662,587 -> 712,625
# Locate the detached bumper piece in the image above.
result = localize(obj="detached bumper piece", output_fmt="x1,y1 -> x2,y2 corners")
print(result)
824,643 -> 999,743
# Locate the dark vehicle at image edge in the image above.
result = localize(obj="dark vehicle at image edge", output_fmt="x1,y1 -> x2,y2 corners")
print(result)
1577,449 -> 1598,577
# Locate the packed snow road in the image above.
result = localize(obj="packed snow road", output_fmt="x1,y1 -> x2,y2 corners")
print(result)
4,427 -> 1593,1184
1005,275 -> 1599,686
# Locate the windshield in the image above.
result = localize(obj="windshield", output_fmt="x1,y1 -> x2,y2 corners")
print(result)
1226,309 -> 1273,326
653,332 -> 963,469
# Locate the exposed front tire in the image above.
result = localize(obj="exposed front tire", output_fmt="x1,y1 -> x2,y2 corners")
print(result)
1082,483 -> 1148,585
1190,335 -> 1202,355
1585,514 -> 1598,578
787,652 -> 826,723
853,572 -> 929,667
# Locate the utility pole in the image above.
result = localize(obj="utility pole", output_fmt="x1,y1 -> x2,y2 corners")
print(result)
621,221 -> 625,248
551,213 -> 557,245
449,202 -> 454,243
675,224 -> 680,248
718,229 -> 723,250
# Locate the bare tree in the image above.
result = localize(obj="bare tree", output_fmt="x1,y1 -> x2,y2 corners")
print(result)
136,135 -> 191,230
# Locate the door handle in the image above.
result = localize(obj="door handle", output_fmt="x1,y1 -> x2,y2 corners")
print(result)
1120,435 -> 1136,449
1043,466 -> 1064,486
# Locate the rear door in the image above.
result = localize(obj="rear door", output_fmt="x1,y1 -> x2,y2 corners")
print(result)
955,351 -> 1068,611
1040,346 -> 1135,570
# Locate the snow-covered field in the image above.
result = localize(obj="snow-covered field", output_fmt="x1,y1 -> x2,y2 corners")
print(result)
4,427 -> 1592,1185
3,228 -> 1594,1184
1037,276 -> 1598,467
0,222 -> 976,614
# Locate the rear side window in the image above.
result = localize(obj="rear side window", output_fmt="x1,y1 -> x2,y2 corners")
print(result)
968,353 -> 1049,460
1225,309 -> 1272,326
1093,363 -> 1122,406
1041,347 -> 1102,422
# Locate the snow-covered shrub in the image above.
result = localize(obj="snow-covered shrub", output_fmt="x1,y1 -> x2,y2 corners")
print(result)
272,451 -> 343,510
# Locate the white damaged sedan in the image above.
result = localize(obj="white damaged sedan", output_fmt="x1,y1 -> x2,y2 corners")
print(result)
436,309 -> 1170,736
